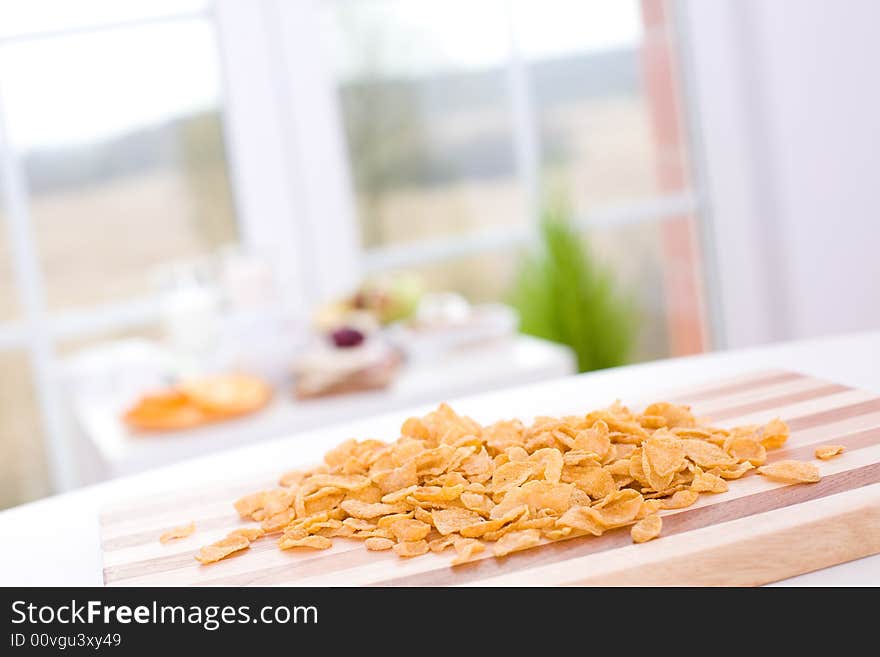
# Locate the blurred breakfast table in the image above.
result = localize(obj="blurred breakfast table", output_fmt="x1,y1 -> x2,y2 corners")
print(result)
1,330 -> 878,586
64,335 -> 576,481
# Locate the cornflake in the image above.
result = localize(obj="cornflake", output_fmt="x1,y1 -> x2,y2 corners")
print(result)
195,534 -> 250,564
196,400 -> 805,565
364,537 -> 395,551
814,445 -> 845,460
757,460 -> 820,484
631,515 -> 662,543
159,521 -> 195,544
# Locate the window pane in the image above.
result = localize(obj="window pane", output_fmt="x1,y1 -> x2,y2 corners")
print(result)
397,216 -> 700,363
582,220 -> 672,362
323,0 -> 526,248
0,0 -> 210,38
57,325 -> 162,359
403,249 -> 519,305
0,212 -> 17,319
0,18 -> 238,310
514,0 -> 691,214
0,351 -> 49,509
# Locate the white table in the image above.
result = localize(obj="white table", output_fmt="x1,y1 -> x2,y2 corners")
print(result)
2,331 -> 879,586
68,335 -> 576,480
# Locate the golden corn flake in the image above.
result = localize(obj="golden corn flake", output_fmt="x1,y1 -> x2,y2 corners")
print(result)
643,434 -> 685,478
339,500 -> 408,519
227,527 -> 264,542
714,461 -> 755,480
631,515 -> 662,543
460,491 -> 494,516
556,506 -> 605,536
638,499 -> 663,518
528,448 -> 564,483
431,508 -> 483,535
343,517 -> 378,531
493,529 -> 542,557
451,538 -> 486,565
691,469 -> 729,494
814,444 -> 845,460
725,437 -> 767,466
159,521 -> 195,544
383,509 -> 416,524
233,492 -> 265,519
491,461 -> 536,494
660,489 -> 700,510
364,537 -> 395,551
562,464 -> 616,500
200,400 -> 805,566
278,534 -> 332,550
462,505 -> 529,538
760,418 -> 790,450
429,535 -> 457,553
643,401 -> 695,428
392,540 -> 429,558
681,439 -> 736,469
757,460 -> 820,484
328,524 -> 356,538
593,489 -> 644,526
195,534 -> 250,564
514,481 -> 573,515
389,518 -> 431,542
372,462 -> 419,494
262,489 -> 296,517
261,510 -> 295,534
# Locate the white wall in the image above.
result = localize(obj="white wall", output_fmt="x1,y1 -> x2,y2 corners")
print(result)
682,0 -> 880,348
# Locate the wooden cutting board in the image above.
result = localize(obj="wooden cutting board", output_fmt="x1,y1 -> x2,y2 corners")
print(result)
99,370 -> 880,586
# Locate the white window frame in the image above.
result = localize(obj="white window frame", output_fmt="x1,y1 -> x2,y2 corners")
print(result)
0,0 -> 361,492
1,0 -> 708,493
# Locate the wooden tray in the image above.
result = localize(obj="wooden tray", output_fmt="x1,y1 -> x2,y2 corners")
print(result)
99,370 -> 880,586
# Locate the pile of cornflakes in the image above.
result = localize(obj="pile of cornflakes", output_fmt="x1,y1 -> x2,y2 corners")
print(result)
194,400 -> 830,566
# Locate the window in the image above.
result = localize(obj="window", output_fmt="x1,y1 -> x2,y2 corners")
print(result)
0,17 -> 237,311
0,0 -> 242,506
0,0 -> 708,508
0,351 -> 48,507
0,208 -> 15,320
323,0 -> 524,249
323,0 -> 706,361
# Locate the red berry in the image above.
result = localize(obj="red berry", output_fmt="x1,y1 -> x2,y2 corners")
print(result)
331,327 -> 365,348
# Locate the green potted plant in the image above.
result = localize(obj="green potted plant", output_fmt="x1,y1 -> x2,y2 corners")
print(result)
510,203 -> 636,373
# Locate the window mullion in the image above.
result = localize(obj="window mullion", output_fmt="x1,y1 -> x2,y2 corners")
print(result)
0,84 -> 76,492
504,0 -> 542,228
364,192 -> 700,273
215,0 -> 360,310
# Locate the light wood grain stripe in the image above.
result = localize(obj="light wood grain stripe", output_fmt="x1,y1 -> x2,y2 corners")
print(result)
708,383 -> 849,421
100,480 -> 278,526
788,398 -> 880,431
670,370 -> 802,403
101,514 -> 243,552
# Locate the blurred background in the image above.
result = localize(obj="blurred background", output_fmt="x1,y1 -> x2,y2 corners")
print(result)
0,0 -> 877,510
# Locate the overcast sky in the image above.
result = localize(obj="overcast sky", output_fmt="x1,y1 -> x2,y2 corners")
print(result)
0,0 -> 641,150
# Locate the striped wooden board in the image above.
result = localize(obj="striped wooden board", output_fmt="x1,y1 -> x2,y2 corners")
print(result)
99,370 -> 880,586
